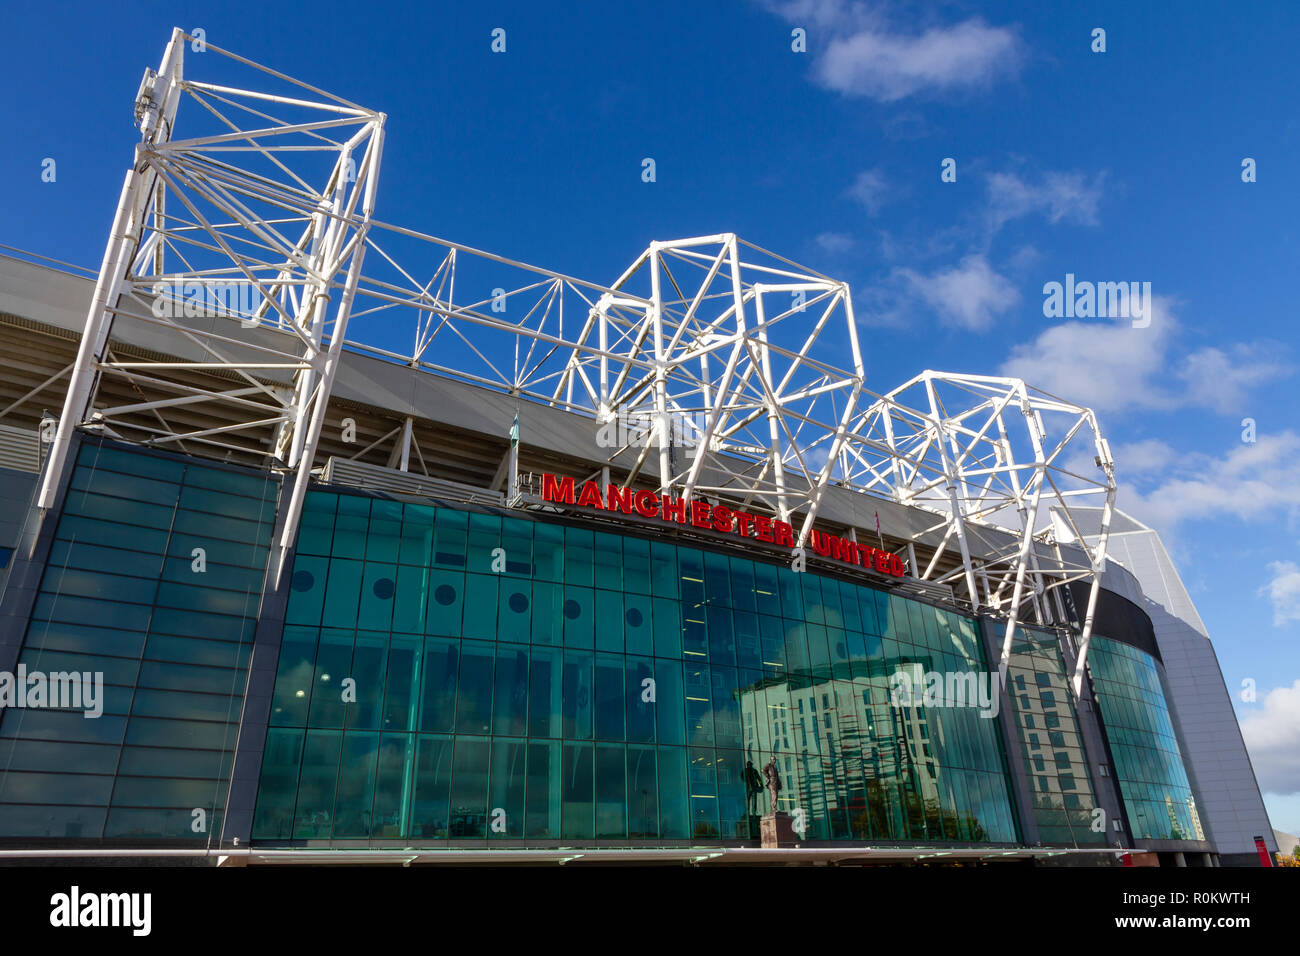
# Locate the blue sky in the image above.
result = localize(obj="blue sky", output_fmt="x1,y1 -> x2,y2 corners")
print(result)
3,0 -> 1298,833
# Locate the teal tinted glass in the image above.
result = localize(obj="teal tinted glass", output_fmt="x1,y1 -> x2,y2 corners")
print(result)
252,490 -> 1022,847
0,441 -> 276,841
1088,637 -> 1203,842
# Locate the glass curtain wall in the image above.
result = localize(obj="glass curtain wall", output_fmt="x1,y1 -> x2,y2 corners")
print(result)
1087,637 -> 1203,842
253,489 -> 1020,846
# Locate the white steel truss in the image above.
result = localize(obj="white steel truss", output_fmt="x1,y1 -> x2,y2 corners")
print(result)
841,372 -> 1117,690
37,27 -> 384,587
36,29 -> 1116,693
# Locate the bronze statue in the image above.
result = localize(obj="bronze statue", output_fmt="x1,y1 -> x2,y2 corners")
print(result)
762,756 -> 782,815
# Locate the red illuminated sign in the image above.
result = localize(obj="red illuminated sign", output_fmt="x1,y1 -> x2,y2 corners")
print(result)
539,473 -> 905,578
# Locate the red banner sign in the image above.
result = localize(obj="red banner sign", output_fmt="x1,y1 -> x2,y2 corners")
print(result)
540,473 -> 905,578
1255,835 -> 1273,867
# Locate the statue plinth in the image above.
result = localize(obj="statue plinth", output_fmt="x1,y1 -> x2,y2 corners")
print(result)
760,812 -> 797,848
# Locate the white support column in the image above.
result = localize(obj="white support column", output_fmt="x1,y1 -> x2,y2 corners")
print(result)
1072,484 -> 1116,697
37,30 -> 186,513
925,377 -> 980,610
649,246 -> 672,496
398,417 -> 413,472
997,385 -> 1050,685
271,126 -> 384,587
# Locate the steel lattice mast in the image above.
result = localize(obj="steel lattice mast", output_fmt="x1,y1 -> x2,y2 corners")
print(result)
37,29 -> 1117,694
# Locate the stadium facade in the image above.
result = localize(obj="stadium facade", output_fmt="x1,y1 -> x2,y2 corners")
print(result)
0,30 -> 1276,866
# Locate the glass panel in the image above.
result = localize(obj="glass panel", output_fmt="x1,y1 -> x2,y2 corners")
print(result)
532,522 -> 564,582
657,746 -> 690,839
424,569 -> 464,637
307,629 -> 353,729
594,589 -> 624,653
654,659 -> 686,746
593,532 -> 622,591
431,509 -> 468,568
562,586 -> 594,648
373,733 -> 415,838
293,730 -> 341,839
393,564 -> 429,634
411,735 -> 453,839
561,743 -> 594,839
366,500 -> 403,564
530,581 -> 562,645
627,744 -> 659,838
346,631 -> 387,731
450,736 -> 490,837
562,650 -> 594,740
332,496 -> 370,561
332,732 -> 379,838
564,528 -> 594,588
596,743 -> 627,838
498,580 -> 532,644
527,646 -> 563,739
399,503 -> 436,567
501,518 -> 533,576
455,641 -> 495,736
286,556 -> 328,626
623,537 -> 651,595
652,598 -> 682,659
253,728 -> 303,840
595,653 -> 625,741
492,643 -> 529,737
271,627 -> 317,727
625,656 -> 656,744
649,542 -> 678,599
525,740 -> 562,838
624,592 -> 653,656
466,512 -> 502,575
462,573 -> 499,641
752,562 -> 781,617
706,605 -> 736,667
488,738 -> 527,839
419,637 -> 459,733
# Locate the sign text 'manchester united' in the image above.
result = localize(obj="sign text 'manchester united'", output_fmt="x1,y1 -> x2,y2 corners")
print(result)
540,473 -> 906,578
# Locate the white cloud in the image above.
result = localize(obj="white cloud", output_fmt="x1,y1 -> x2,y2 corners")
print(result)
1003,244 -> 1042,275
897,254 -> 1019,331
819,19 -> 1022,102
761,1 -> 1023,102
1118,430 -> 1300,531
1177,343 -> 1292,414
1000,298 -> 1177,409
846,167 -> 888,214
998,297 -> 1291,420
1114,438 -> 1178,476
986,170 -> 1105,232
1260,560 -> 1300,628
1241,680 -> 1300,795
761,0 -> 864,31
815,231 -> 855,253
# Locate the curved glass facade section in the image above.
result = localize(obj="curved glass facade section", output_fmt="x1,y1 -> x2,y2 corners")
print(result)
1088,637 -> 1204,842
253,490 -> 1019,845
